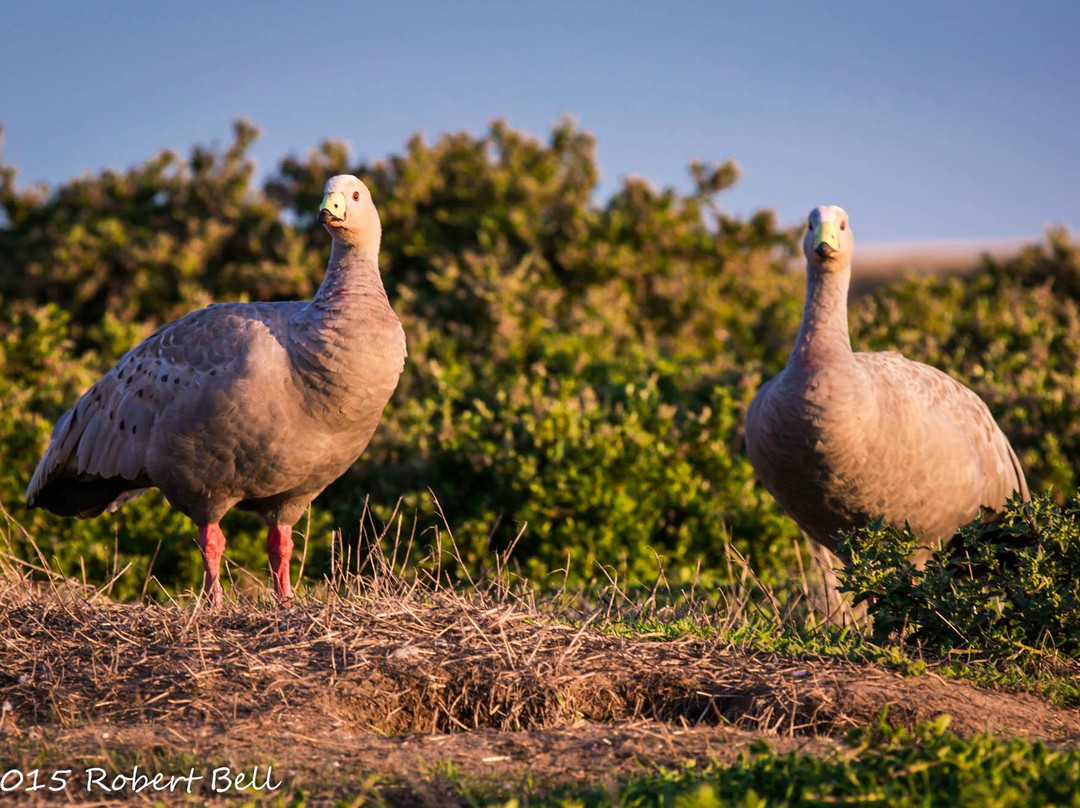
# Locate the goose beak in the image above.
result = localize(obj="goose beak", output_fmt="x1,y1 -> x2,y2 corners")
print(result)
813,221 -> 840,258
318,191 -> 347,224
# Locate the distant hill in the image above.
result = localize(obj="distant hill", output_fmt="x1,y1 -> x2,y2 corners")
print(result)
843,239 -> 1027,293
788,238 -> 1028,293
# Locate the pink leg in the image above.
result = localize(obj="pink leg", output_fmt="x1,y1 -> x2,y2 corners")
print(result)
198,524 -> 227,608
267,525 -> 294,606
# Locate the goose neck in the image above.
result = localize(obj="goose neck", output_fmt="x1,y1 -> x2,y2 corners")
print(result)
311,243 -> 388,310
792,264 -> 853,368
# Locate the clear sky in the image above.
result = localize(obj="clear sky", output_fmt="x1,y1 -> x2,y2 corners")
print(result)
2,1 -> 1077,244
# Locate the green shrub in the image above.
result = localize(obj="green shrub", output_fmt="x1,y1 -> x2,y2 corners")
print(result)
837,493 -> 1080,656
339,367 -> 797,587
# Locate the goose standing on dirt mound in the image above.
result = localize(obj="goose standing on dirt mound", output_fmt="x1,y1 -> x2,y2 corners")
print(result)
745,205 -> 1028,563
26,175 -> 406,607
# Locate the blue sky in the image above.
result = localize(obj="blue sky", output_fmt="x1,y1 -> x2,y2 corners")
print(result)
2,1 -> 1078,244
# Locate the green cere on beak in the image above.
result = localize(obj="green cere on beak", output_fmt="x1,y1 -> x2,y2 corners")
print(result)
813,221 -> 841,252
319,191 -> 348,221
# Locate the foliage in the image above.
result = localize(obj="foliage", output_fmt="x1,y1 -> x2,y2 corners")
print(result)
837,493 -> 1080,657
345,370 -> 797,586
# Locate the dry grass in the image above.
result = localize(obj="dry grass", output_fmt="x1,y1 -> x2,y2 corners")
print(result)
5,579 -> 1079,740
3,528 -> 1079,742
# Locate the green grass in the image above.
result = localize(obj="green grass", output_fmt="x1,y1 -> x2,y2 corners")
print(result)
534,723 -> 1080,808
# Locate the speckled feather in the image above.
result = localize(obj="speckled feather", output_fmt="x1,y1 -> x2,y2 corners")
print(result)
745,206 -> 1028,559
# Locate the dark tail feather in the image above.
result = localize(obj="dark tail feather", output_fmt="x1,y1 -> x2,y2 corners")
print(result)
27,476 -> 148,519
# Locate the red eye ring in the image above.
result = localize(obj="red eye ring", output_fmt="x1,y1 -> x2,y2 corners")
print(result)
840,221 -> 847,230
352,191 -> 360,201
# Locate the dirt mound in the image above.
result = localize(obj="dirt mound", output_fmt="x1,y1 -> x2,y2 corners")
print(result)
3,584 -> 1078,743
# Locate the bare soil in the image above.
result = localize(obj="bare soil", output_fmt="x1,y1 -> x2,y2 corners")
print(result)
2,580 -> 1078,805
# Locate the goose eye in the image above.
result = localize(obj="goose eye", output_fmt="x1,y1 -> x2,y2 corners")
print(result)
352,191 -> 360,201
840,221 -> 846,231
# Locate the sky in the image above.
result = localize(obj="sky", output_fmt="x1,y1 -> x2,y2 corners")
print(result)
1,1 -> 1078,245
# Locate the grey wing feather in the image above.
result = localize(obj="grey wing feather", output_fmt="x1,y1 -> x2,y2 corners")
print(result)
25,302 -> 292,516
857,351 -> 1028,515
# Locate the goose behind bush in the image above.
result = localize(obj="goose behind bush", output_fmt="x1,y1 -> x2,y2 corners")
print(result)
745,205 -> 1028,563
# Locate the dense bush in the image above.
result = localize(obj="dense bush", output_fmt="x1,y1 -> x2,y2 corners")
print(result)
2,119 -> 1079,598
837,494 -> 1080,657
349,370 -> 795,585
